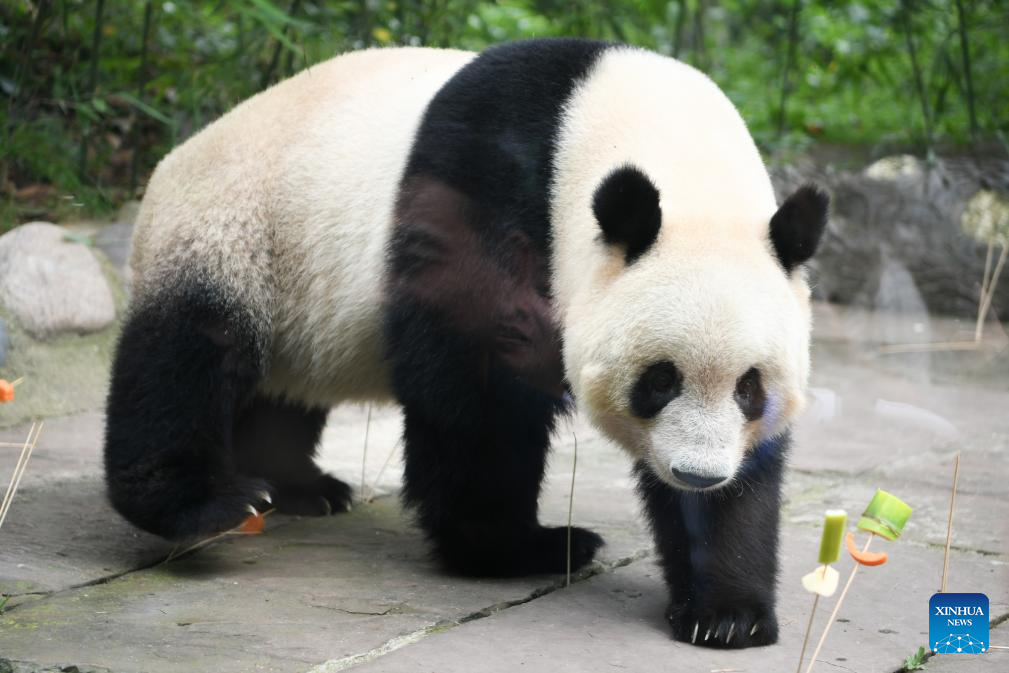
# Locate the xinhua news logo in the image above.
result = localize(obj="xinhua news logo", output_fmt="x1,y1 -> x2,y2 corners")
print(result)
929,593 -> 989,654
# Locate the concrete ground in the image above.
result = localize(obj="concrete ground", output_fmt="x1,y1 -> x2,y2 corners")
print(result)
1,303 -> 1007,673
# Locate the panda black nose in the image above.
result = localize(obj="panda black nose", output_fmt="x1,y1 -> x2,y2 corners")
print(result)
672,468 -> 729,489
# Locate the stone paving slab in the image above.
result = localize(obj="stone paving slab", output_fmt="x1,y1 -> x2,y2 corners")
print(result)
345,527 -> 1007,673
0,496 -> 643,673
1,305 -> 1006,673
925,620 -> 1009,672
0,410 -> 646,598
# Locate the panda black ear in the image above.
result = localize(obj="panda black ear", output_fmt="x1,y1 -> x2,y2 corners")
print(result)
769,184 -> 829,273
593,165 -> 662,264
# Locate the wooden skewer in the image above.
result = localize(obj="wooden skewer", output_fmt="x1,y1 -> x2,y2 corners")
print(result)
0,422 -> 36,525
566,429 -> 579,588
163,507 -> 276,563
878,341 -> 982,354
0,422 -> 43,531
365,439 -> 402,505
976,240 -> 995,341
359,404 -> 372,501
795,571 -> 825,673
803,536 -> 874,673
940,453 -> 961,593
975,243 -> 1008,343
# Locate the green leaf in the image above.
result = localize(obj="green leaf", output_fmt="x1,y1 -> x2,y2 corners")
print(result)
115,92 -> 175,126
903,645 -> 928,670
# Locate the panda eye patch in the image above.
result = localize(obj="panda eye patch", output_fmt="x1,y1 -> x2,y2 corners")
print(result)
734,367 -> 766,421
630,361 -> 682,419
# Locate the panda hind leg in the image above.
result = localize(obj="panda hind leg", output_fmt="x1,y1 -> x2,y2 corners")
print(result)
104,288 -> 273,541
232,396 -> 352,516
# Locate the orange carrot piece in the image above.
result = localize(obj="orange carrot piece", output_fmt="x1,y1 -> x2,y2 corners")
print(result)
845,531 -> 888,566
237,511 -> 265,534
0,380 -> 14,403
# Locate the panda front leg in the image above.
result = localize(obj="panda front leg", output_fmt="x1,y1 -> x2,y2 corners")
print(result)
635,439 -> 786,649
388,302 -> 604,577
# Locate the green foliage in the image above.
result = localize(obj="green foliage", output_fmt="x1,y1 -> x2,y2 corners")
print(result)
902,645 -> 928,670
1,0 -> 1007,229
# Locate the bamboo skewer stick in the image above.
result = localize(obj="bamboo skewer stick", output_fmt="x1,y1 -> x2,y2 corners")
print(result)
0,422 -> 43,531
566,430 -> 579,588
163,507 -> 276,563
796,582 -> 823,673
359,404 -> 372,501
940,453 -> 961,593
975,243 -> 1008,342
365,439 -> 402,505
879,341 -> 982,354
803,536 -> 874,673
976,239 -> 995,341
0,422 -> 36,525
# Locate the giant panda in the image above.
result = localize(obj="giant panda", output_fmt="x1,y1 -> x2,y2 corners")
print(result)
105,38 -> 828,649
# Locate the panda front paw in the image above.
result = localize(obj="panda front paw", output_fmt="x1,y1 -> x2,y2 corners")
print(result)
530,525 -> 605,575
666,600 -> 778,649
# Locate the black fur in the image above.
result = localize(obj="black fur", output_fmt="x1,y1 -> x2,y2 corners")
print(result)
104,282 -> 348,540
629,360 -> 682,419
733,367 -> 766,421
387,39 -> 610,576
386,300 -> 602,576
233,396 -> 351,516
769,184 -> 829,272
593,165 -> 663,263
404,38 -> 609,260
635,435 -> 787,649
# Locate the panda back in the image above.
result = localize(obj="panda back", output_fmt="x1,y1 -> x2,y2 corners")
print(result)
131,48 -> 474,407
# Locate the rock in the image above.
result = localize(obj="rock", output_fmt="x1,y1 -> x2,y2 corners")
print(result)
772,156 -> 1009,319
0,222 -> 116,339
0,316 -> 9,366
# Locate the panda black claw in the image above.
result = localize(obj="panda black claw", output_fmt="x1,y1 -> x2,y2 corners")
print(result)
273,474 -> 353,517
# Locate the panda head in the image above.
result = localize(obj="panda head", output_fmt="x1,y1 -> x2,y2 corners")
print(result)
566,165 -> 828,491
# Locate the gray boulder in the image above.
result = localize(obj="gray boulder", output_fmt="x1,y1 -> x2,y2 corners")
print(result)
0,222 -> 116,339
772,155 -> 1009,320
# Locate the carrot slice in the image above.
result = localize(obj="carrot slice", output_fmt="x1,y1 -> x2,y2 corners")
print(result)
0,380 -> 14,403
846,531 -> 888,566
237,511 -> 265,534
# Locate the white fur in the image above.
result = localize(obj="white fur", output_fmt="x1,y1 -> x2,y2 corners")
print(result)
551,47 -> 813,487
132,48 -> 474,406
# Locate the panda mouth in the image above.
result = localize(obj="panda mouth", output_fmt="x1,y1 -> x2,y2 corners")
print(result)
669,468 -> 730,490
